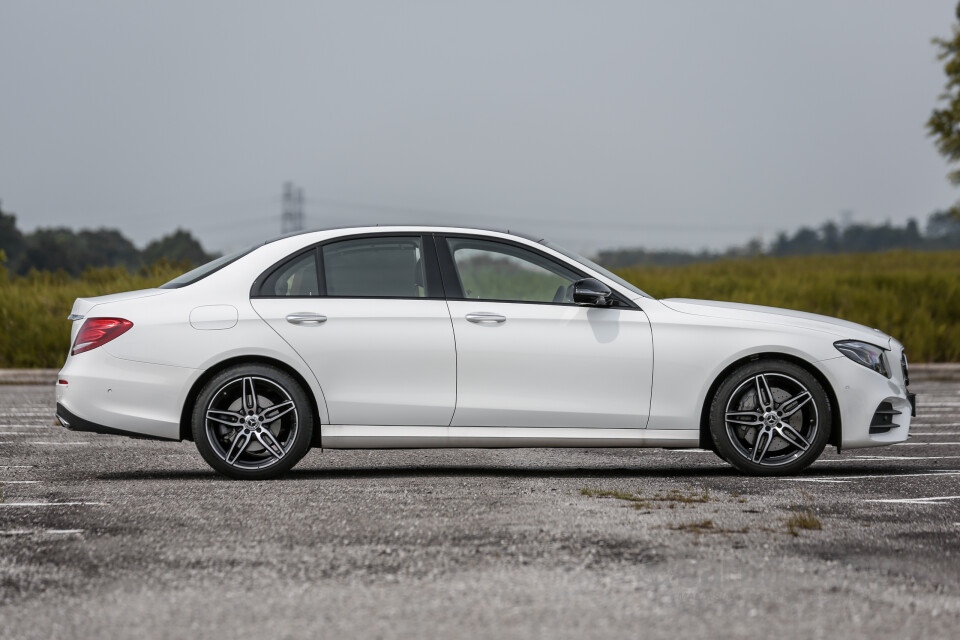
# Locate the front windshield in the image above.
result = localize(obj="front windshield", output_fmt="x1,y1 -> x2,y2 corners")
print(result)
542,240 -> 652,299
159,244 -> 258,289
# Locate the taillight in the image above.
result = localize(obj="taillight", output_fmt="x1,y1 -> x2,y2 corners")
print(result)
71,318 -> 133,356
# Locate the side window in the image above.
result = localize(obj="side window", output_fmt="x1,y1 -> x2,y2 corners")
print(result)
322,237 -> 426,298
446,238 -> 579,303
262,251 -> 320,297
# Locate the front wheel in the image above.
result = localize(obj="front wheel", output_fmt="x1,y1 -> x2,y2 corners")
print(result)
709,360 -> 831,475
192,364 -> 314,480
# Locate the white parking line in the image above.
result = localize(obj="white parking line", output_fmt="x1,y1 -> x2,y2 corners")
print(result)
0,466 -> 33,469
817,455 -> 960,463
856,455 -> 960,460
785,471 -> 960,484
865,496 -> 960,505
0,480 -> 40,484
0,502 -> 106,507
895,442 -> 960,446
0,425 -> 53,429
42,529 -> 84,534
0,411 -> 53,415
910,432 -> 960,436
28,442 -> 90,446
0,529 -> 83,536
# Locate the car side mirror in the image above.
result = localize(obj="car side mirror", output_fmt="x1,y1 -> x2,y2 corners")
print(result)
573,278 -> 612,306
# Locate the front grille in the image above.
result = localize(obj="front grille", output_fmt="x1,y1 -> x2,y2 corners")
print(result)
901,351 -> 910,386
869,401 -> 902,434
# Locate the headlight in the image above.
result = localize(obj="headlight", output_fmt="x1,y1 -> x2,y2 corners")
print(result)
834,340 -> 889,377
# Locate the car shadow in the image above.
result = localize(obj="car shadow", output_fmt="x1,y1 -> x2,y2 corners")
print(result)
95,462 -> 944,482
97,465 -> 736,482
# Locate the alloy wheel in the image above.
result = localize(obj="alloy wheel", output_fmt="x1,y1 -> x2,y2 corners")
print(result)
723,372 -> 819,467
203,375 -> 300,471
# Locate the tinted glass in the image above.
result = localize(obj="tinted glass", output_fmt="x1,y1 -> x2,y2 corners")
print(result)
159,245 -> 257,289
447,238 -> 579,303
323,237 -> 425,298
262,251 -> 320,296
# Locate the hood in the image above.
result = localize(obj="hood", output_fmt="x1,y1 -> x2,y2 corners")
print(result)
659,298 -> 892,347
69,289 -> 168,319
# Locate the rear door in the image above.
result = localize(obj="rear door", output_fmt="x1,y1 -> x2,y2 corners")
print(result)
250,234 -> 456,426
437,234 -> 653,429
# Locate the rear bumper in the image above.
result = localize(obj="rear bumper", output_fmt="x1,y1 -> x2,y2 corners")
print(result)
57,348 -> 200,441
55,403 -> 175,441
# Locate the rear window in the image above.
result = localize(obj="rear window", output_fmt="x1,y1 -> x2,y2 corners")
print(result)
159,245 -> 257,289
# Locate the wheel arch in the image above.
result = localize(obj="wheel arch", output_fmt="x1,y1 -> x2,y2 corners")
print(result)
698,351 -> 842,453
179,355 -> 323,447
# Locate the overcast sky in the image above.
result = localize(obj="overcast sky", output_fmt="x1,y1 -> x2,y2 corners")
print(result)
1,1 -> 958,255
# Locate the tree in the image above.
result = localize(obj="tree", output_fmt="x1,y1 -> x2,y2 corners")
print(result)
928,2 -> 960,218
0,202 -> 26,271
17,227 -> 142,276
770,227 -> 822,256
927,210 -> 960,248
141,228 -> 214,267
78,228 -> 140,270
20,227 -> 86,275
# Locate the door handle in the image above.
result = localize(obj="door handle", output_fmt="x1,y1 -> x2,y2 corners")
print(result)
286,312 -> 327,325
465,312 -> 506,324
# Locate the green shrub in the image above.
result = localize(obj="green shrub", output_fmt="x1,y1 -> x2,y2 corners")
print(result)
0,262 -> 185,368
616,250 -> 960,362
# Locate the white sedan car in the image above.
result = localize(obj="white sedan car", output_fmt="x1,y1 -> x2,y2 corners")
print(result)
56,226 -> 915,479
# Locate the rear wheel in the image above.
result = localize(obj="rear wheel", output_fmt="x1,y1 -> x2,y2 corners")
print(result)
709,359 -> 831,475
192,364 -> 314,480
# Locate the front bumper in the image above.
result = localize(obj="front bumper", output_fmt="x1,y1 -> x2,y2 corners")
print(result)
818,350 -> 913,450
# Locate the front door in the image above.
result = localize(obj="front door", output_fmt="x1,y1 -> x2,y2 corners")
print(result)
438,235 -> 653,429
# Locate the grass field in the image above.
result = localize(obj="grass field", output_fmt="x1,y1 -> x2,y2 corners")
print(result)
0,250 -> 957,367
0,262 -> 184,368
616,250 -> 960,363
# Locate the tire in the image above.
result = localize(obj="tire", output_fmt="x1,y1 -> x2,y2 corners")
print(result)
708,359 -> 831,476
192,364 -> 314,480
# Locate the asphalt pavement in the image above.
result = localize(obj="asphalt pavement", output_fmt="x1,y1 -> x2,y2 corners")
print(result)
1,372 -> 959,639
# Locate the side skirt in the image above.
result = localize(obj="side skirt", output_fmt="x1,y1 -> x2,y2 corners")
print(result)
320,426 -> 700,449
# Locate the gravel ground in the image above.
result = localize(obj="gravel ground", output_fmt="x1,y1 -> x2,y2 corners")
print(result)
1,375 -> 959,639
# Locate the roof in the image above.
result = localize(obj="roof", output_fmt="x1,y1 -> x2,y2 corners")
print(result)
263,224 -> 544,245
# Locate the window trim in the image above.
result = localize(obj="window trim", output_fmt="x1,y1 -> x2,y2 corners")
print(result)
250,232 -> 443,300
433,233 -> 637,309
